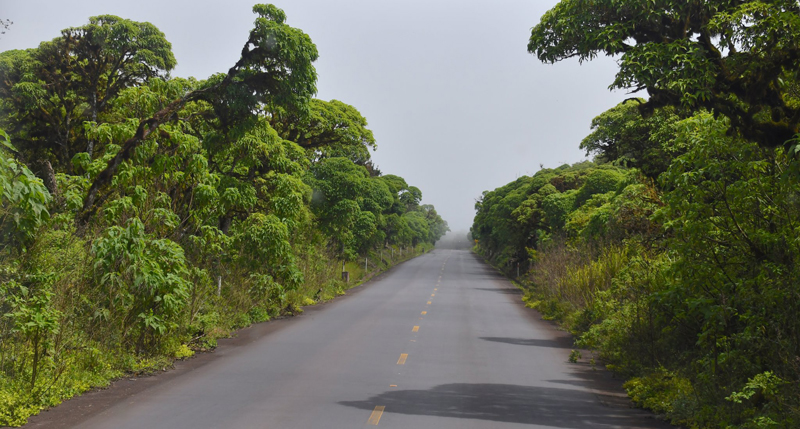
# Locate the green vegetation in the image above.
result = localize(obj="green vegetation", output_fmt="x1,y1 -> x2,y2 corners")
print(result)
474,115 -> 800,428
529,0 -> 800,150
0,5 -> 447,426
473,3 -> 800,426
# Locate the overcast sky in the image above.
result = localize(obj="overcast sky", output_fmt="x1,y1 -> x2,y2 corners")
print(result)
1,0 -> 630,231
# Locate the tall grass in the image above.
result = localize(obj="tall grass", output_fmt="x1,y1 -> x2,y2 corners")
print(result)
526,238 -> 629,322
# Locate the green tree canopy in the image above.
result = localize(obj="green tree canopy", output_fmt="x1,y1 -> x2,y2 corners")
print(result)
529,0 -> 800,148
580,100 -> 683,178
306,157 -> 392,255
0,7 -> 450,423
79,3 -> 319,221
0,15 -> 176,169
269,99 -> 377,165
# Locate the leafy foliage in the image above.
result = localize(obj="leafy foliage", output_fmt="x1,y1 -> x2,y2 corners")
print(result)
0,130 -> 50,245
470,5 -> 800,426
529,0 -> 800,149
580,100 -> 683,178
474,111 -> 800,427
0,4 -> 448,425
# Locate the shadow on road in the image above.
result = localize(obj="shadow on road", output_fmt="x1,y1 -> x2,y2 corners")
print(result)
479,336 -> 572,349
339,383 -> 668,428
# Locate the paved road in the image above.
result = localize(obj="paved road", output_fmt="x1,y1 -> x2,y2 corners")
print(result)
50,249 -> 671,429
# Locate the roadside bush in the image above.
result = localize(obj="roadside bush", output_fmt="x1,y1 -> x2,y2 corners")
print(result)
91,218 -> 191,353
624,369 -> 697,426
491,114 -> 800,427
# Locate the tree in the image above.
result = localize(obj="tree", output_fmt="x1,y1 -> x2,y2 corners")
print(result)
0,129 -> 50,247
305,157 -> 392,256
0,6 -> 452,423
400,186 -> 422,211
269,99 -> 377,165
0,47 -> 84,171
0,16 -> 176,172
402,211 -> 429,247
528,0 -> 800,148
580,100 -> 682,178
656,112 -> 800,423
64,15 -> 177,157
378,174 -> 409,214
419,204 -> 449,244
79,4 -> 319,222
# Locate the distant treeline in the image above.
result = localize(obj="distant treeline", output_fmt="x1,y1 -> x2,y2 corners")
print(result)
0,5 -> 447,425
472,1 -> 800,427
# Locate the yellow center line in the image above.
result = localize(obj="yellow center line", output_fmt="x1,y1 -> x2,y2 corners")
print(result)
367,406 -> 385,425
421,311 -> 427,315
397,353 -> 408,365
427,301 -> 432,305
431,293 -> 435,297
412,326 -> 419,332
434,288 -> 437,291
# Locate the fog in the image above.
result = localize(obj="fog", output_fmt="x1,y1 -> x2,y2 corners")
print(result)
1,0 -> 630,231
435,230 -> 473,251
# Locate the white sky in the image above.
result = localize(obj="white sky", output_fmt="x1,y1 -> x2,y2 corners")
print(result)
0,0 -> 630,231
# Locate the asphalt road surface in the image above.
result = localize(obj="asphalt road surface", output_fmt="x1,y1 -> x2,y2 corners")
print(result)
35,249 -> 672,429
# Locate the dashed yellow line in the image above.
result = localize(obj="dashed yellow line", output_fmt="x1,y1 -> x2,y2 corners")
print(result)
367,406 -> 385,425
397,353 -> 408,365
427,301 -> 432,305
421,311 -> 426,315
431,293 -> 435,297
412,326 -> 419,332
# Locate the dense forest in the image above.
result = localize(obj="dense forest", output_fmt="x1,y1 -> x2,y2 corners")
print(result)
0,5 -> 448,425
472,1 -> 800,427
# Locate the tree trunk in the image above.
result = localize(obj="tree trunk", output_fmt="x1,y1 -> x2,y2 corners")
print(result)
219,215 -> 232,235
39,160 -> 58,199
77,81 -> 225,226
30,331 -> 40,391
86,92 -> 97,158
